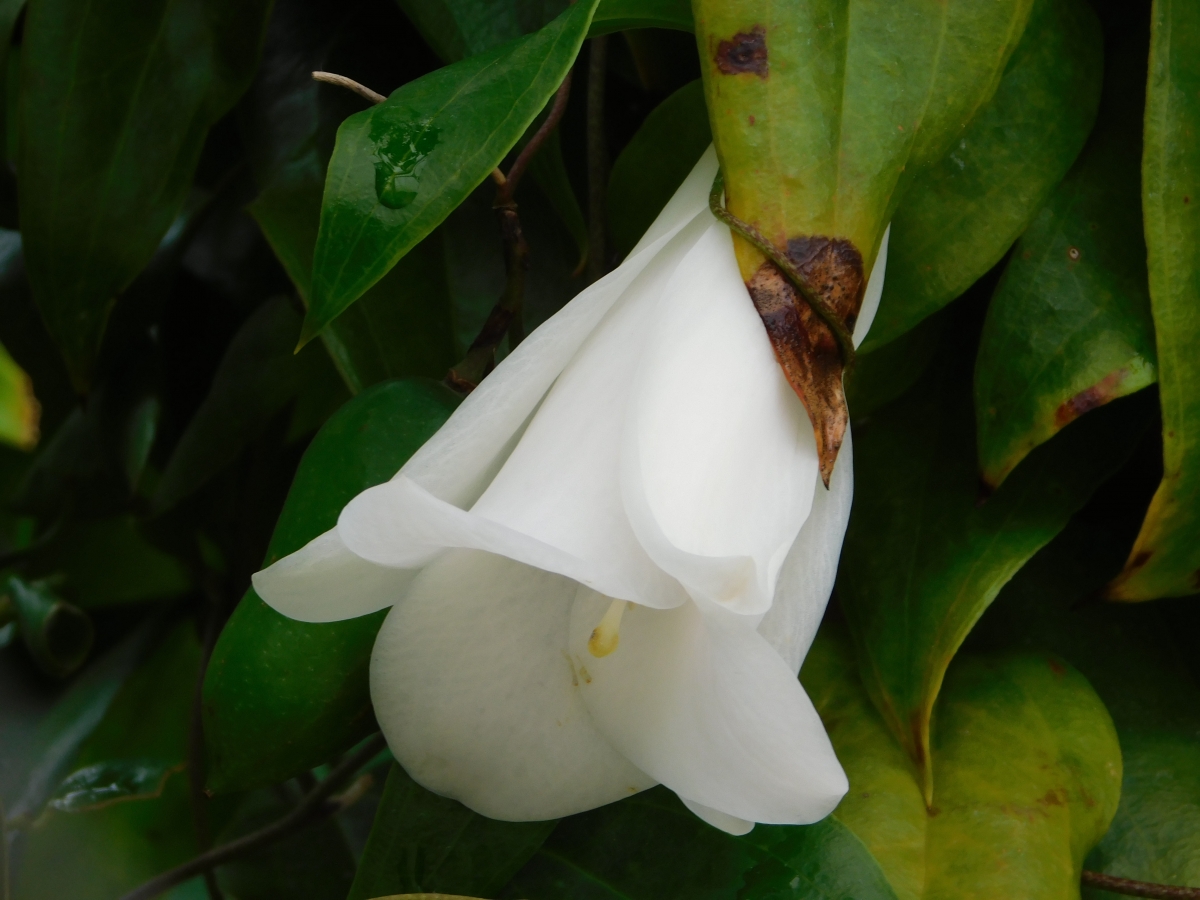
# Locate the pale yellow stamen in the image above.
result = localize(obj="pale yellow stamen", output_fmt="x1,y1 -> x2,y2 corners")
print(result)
587,599 -> 629,658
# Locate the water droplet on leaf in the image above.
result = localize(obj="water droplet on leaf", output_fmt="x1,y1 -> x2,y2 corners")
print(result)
372,116 -> 440,209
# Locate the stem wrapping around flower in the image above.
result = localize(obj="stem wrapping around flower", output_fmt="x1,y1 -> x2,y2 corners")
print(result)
708,170 -> 857,370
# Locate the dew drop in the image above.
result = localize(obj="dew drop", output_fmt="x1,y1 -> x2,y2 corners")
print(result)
372,116 -> 440,209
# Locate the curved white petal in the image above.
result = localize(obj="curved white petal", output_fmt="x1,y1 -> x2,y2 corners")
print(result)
852,224 -> 890,348
372,550 -> 655,820
681,797 -> 754,836
757,429 -> 854,673
399,147 -> 721,511
252,529 -> 413,623
622,219 -> 819,616
570,590 -> 847,825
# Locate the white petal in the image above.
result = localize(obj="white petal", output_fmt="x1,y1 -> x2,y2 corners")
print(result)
852,224 -> 890,348
371,549 -> 655,821
467,214 -> 716,610
251,529 -> 413,623
570,590 -> 848,825
757,429 -> 854,673
681,797 -> 754,835
398,147 -> 721,511
622,219 -> 818,616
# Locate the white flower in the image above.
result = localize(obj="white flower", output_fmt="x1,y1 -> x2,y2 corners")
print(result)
253,147 -> 889,835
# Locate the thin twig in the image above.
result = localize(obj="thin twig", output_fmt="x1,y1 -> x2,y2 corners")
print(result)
585,36 -> 609,284
119,734 -> 387,900
708,170 -> 857,370
503,70 -> 573,199
1082,870 -> 1200,899
311,71 -> 386,104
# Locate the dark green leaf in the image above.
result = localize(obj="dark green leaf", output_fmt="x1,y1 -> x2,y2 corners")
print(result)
305,0 -> 599,343
349,764 -> 556,900
838,334 -> 1148,797
864,0 -> 1103,351
203,379 -> 459,792
17,0 -> 273,388
803,625 -> 1122,899
606,78 -> 710,260
13,621 -> 207,899
844,312 -> 945,421
968,521 -> 1200,896
974,34 -> 1155,488
1106,0 -> 1200,600
501,786 -> 897,900
215,788 -> 357,900
588,0 -> 692,36
49,759 -> 181,813
154,296 -> 349,512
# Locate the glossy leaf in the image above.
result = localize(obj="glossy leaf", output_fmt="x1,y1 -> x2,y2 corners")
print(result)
502,787 -> 897,900
13,621 -> 203,900
203,379 -> 459,792
305,0 -> 599,343
49,759 -> 182,813
803,627 -> 1122,900
606,78 -> 710,259
0,338 -> 38,450
838,340 -> 1148,797
155,297 -> 349,511
349,764 -> 557,900
244,0 -> 458,394
17,0 -> 273,388
865,0 -> 1103,351
968,521 -> 1200,896
1107,0 -> 1200,600
975,34 -> 1155,488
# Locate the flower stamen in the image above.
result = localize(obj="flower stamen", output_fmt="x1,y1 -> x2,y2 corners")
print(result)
588,599 -> 629,658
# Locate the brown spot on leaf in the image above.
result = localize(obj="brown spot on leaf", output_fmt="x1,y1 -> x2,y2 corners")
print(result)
1048,658 -> 1065,677
746,236 -> 865,485
1190,568 -> 1200,589
748,114 -> 755,125
1037,789 -> 1066,806
1054,369 -> 1127,428
927,806 -> 941,817
715,26 -> 768,79
1129,550 -> 1153,570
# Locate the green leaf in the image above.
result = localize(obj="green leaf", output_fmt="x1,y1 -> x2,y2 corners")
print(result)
215,788 -> 357,900
244,9 -> 458,394
606,78 -> 711,260
844,313 -> 945,421
17,0 -> 273,389
22,515 -> 192,609
4,616 -> 166,825
0,337 -> 37,450
695,0 -> 1034,275
838,337 -> 1148,798
154,297 -> 349,512
588,0 -> 692,36
349,764 -> 556,900
13,620 -> 206,900
203,379 -> 459,792
305,0 -> 599,343
974,34 -> 1155,489
864,0 -> 1103,351
967,520 -> 1200,896
1107,0 -> 1200,600
48,759 -> 182,814
501,787 -> 897,900
802,626 -> 1122,900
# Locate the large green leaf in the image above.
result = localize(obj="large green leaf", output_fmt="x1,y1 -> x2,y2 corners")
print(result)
501,788 -> 897,900
606,78 -> 710,260
244,0 -> 459,394
974,34 -> 1155,489
13,621 -> 206,900
968,521 -> 1200,896
203,378 -> 459,792
1107,0 -> 1200,600
348,764 -> 557,900
17,0 -> 273,389
838,338 -> 1148,797
803,626 -> 1122,900
154,296 -> 349,511
864,0 -> 1103,351
304,0 -> 598,343
588,0 -> 692,35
